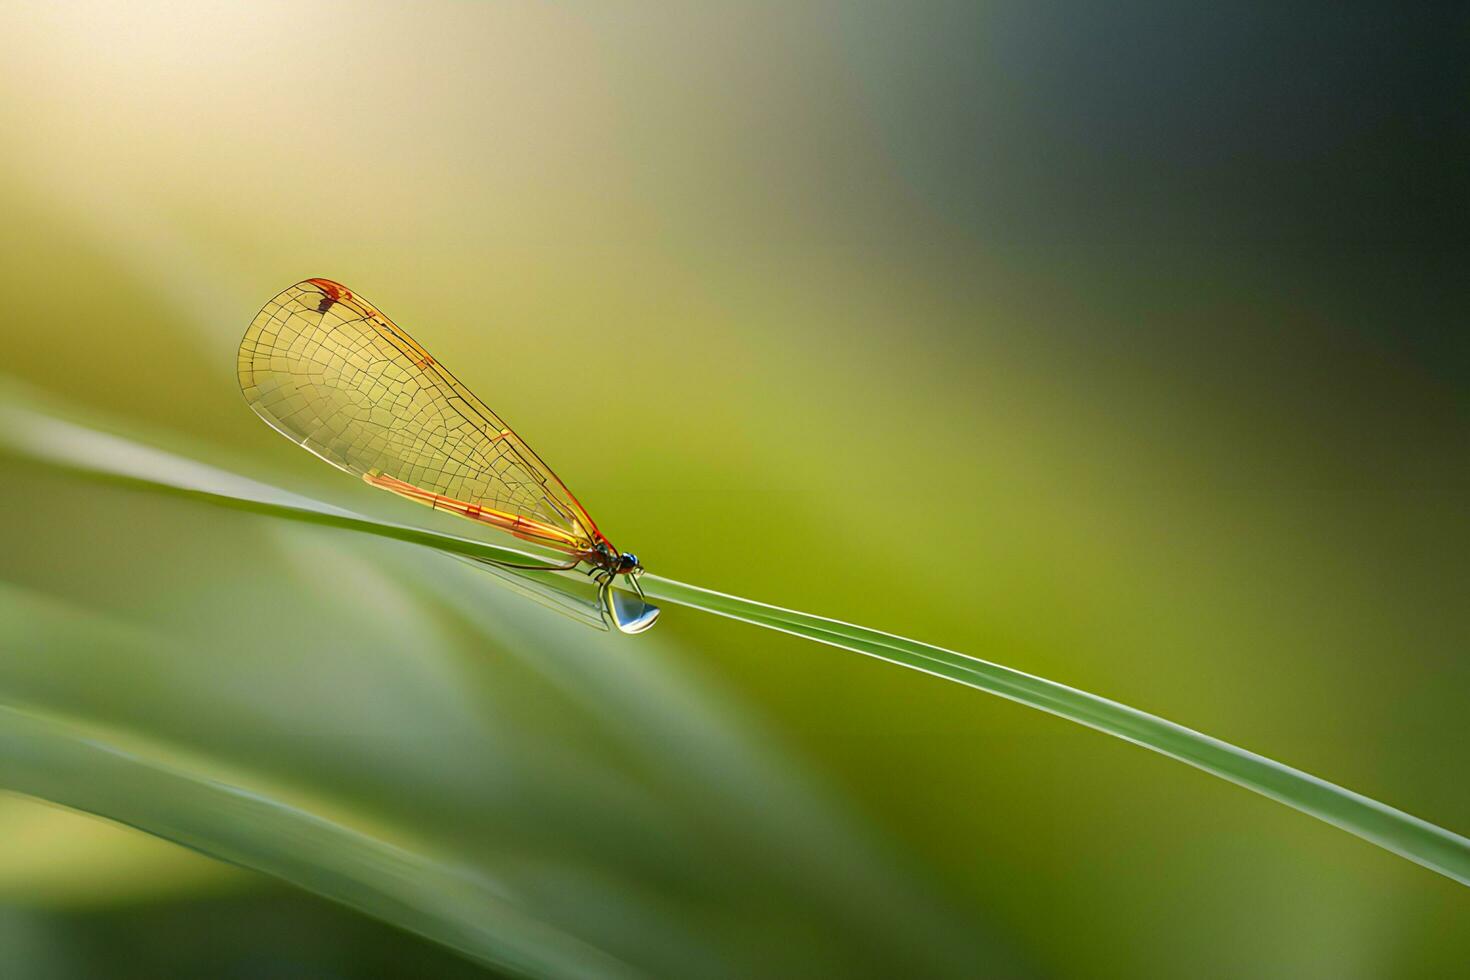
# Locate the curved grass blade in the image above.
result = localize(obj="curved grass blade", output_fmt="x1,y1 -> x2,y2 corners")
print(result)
640,577 -> 1470,887
0,395 -> 1465,888
0,698 -> 636,979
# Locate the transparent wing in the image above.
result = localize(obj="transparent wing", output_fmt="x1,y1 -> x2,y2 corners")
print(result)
238,278 -> 603,556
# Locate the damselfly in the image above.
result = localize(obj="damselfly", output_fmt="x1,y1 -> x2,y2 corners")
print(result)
237,278 -> 658,633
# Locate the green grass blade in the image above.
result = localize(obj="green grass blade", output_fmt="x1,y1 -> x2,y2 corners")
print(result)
640,577 -> 1470,886
2,397 -> 1466,887
0,699 -> 637,979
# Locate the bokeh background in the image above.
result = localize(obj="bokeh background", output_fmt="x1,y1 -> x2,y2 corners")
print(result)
0,2 -> 1466,977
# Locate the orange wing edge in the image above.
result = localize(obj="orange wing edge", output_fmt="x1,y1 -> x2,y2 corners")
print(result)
364,472 -> 595,556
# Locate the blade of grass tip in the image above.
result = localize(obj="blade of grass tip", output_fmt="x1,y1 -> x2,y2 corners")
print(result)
640,576 -> 1470,887
2,394 -> 1466,887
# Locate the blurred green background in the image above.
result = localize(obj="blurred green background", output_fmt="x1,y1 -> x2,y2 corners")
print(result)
0,2 -> 1465,977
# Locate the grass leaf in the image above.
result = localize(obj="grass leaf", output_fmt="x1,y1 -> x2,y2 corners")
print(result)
2,396 -> 1465,888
